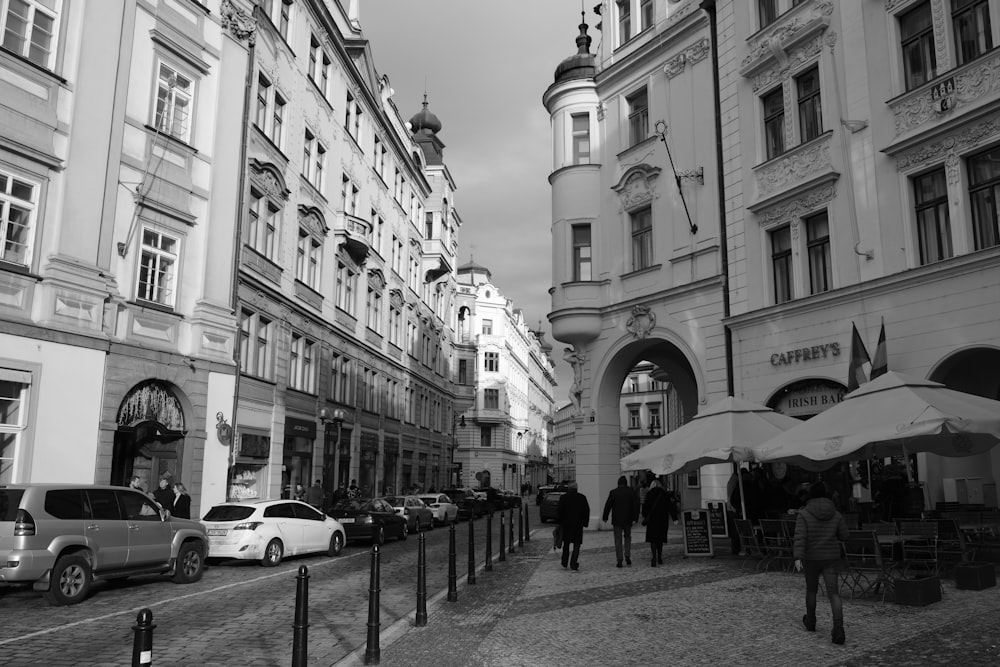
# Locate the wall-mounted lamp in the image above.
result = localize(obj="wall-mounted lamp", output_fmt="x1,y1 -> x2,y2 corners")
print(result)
459,415 -> 466,428
318,407 -> 347,425
589,409 -> 596,422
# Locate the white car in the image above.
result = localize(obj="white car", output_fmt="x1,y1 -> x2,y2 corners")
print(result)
418,493 -> 459,525
201,499 -> 346,567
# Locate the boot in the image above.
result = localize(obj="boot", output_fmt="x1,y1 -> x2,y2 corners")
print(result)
832,620 -> 845,645
802,614 -> 816,632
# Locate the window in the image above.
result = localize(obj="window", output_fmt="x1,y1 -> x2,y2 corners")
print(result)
308,34 -> 318,81
628,407 -> 640,429
914,168 -> 952,264
617,0 -> 631,44
331,353 -> 352,403
796,67 -> 823,143
480,426 -> 492,447
484,351 -> 499,373
262,0 -> 293,40
365,287 -> 382,332
458,359 -> 468,385
758,0 -> 778,27
805,211 -> 831,294
307,34 -> 331,97
630,207 -> 653,272
627,88 -> 649,147
336,261 -> 356,314
484,388 -> 499,410
239,309 -> 274,380
272,93 -> 286,148
154,62 -> 193,142
900,2 -> 936,91
649,406 -> 661,431
137,228 -> 178,307
572,224 -> 592,281
482,319 -> 493,335
425,212 -> 434,239
770,225 -> 792,304
640,0 -> 653,31
1,0 -> 57,69
388,303 -> 401,345
572,113 -> 590,164
302,129 -> 325,190
296,229 -> 320,289
0,369 -> 29,483
953,0 -> 992,66
0,170 -> 36,267
969,146 -> 1000,250
247,188 -> 279,260
763,87 -> 785,160
254,74 -> 286,149
288,334 -> 315,393
341,174 -> 358,215
255,73 -> 270,129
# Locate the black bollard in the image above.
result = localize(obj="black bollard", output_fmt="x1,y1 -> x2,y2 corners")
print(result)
131,608 -> 155,667
364,544 -> 381,665
416,532 -> 427,627
524,502 -> 530,542
485,511 -> 493,571
518,505 -> 524,548
467,515 -> 476,584
498,510 -> 506,561
508,508 -> 515,554
291,565 -> 309,667
447,522 -> 458,602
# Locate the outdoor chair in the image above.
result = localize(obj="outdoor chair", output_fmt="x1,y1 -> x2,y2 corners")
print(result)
897,521 -> 939,578
734,518 -> 769,571
936,519 -> 972,574
759,518 -> 794,571
842,530 -> 896,602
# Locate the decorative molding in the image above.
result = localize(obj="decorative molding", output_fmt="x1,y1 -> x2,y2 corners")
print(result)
367,268 -> 386,290
790,219 -> 800,242
664,54 -> 687,79
894,117 -> 1000,171
611,164 -> 662,211
741,1 -> 833,75
596,101 -> 607,121
756,136 -> 832,197
249,159 -> 290,201
751,33 -> 826,92
663,38 -> 710,79
626,304 -> 656,339
297,205 -> 328,237
220,0 -> 257,46
930,0 -> 950,73
756,183 -> 837,227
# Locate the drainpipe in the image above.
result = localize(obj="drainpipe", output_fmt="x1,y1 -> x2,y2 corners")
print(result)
700,0 -> 735,398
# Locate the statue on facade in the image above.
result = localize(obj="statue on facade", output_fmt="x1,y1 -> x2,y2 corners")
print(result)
564,346 -> 586,416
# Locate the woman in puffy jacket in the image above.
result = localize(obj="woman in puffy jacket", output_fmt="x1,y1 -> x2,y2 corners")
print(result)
793,482 -> 849,645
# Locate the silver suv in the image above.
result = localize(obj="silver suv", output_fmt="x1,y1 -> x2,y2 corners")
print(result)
0,484 -> 208,605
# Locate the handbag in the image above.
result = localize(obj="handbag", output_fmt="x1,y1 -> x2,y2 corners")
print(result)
552,525 -> 563,550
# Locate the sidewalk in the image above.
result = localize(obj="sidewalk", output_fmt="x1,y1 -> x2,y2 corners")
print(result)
336,527 -> 1000,667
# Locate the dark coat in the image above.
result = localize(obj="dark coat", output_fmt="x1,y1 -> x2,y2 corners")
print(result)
171,494 -> 191,520
153,486 -> 174,510
602,484 -> 639,527
557,488 -> 590,544
306,484 -> 325,508
643,486 -> 678,544
793,497 -> 848,561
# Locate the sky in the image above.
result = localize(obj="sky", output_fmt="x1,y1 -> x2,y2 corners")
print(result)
360,0 -> 590,402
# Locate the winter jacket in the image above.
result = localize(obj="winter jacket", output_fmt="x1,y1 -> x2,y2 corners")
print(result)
643,486 -> 679,544
793,497 -> 848,561
602,484 -> 640,527
557,489 -> 591,545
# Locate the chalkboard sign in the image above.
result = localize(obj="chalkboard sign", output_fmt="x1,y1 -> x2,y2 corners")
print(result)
682,509 -> 714,558
707,502 -> 728,538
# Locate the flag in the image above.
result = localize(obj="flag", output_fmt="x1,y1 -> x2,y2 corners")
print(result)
870,319 -> 887,379
847,322 -> 870,392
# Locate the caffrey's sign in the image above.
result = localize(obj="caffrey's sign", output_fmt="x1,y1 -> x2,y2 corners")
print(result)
770,341 -> 840,367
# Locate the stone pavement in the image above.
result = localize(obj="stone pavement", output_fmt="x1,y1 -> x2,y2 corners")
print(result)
335,527 -> 1000,667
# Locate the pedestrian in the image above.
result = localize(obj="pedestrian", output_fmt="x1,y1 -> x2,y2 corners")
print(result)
794,481 -> 849,645
171,482 -> 192,519
602,475 -> 640,567
306,479 -> 324,509
347,479 -> 361,498
556,481 -> 590,571
128,475 -> 145,493
153,476 -> 173,511
642,479 -> 678,567
293,483 -> 306,502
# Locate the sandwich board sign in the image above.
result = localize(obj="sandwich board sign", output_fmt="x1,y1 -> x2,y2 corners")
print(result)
682,509 -> 714,558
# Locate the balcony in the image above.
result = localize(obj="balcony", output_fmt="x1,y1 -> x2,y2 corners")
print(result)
336,213 -> 372,264
422,237 -> 454,282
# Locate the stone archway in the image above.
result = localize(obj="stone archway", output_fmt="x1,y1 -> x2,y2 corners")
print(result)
112,381 -> 188,489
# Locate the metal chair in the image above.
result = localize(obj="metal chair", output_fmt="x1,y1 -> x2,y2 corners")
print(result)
759,518 -> 794,571
734,518 -> 769,571
897,520 -> 939,578
842,530 -> 896,602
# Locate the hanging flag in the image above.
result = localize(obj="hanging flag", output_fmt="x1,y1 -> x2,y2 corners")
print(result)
846,322 -> 870,392
870,319 -> 887,379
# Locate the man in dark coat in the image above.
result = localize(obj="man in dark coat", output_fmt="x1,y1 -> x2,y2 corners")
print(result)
152,477 -> 173,512
557,481 -> 590,571
643,480 -> 679,566
306,480 -> 325,509
602,475 -> 639,567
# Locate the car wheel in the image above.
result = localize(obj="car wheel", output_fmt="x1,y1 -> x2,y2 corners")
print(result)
328,532 -> 344,557
262,539 -> 284,567
173,541 -> 205,584
427,516 -> 434,531
373,526 -> 385,546
44,554 -> 92,606
399,520 -> 408,541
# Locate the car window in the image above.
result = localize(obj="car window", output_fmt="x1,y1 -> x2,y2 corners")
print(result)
118,490 -> 162,521
44,489 -> 85,520
292,503 -> 323,521
374,499 -> 392,513
385,496 -> 403,507
264,503 -> 296,518
332,498 -> 364,511
203,505 -> 255,521
0,489 -> 24,521
86,489 -> 123,520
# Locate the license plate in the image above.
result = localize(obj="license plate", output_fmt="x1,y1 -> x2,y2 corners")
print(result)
339,517 -> 355,524
208,529 -> 227,536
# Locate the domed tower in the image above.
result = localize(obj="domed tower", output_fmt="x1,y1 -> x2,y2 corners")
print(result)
542,13 -> 601,347
410,93 -> 445,166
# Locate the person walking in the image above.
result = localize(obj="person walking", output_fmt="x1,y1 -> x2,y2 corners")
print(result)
602,475 -> 640,567
171,482 -> 192,519
306,479 -> 325,509
793,481 -> 850,645
557,481 -> 590,571
642,480 -> 678,567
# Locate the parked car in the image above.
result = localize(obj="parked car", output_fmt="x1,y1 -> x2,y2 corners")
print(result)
501,490 -> 523,509
0,484 -> 207,605
328,497 -> 408,544
539,491 -> 565,523
536,484 -> 568,506
201,499 -> 345,567
382,495 -> 434,533
442,488 -> 486,520
418,494 -> 459,525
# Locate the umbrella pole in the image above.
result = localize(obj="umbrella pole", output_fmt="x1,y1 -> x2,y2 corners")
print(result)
902,444 -> 912,484
736,463 -> 748,521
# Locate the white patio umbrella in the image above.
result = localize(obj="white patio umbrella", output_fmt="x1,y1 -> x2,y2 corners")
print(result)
752,371 -> 1000,472
620,396 -> 801,518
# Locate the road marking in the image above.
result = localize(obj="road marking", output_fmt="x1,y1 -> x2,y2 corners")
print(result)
0,551 -> 366,646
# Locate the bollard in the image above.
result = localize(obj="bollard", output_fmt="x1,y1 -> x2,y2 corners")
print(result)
524,502 -> 530,542
467,514 -> 476,584
364,544 -> 381,665
485,511 -> 493,572
447,522 -> 458,602
518,504 -> 524,548
291,565 -> 310,667
498,510 -> 506,562
131,608 -> 155,667
508,508 -> 515,554
416,533 -> 427,627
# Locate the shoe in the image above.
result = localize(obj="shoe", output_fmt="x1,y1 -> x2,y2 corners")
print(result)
832,621 -> 845,645
571,564 -> 579,571
658,556 -> 664,564
562,562 -> 568,569
617,561 -> 623,568
625,558 -> 632,566
651,558 -> 657,567
802,614 -> 816,632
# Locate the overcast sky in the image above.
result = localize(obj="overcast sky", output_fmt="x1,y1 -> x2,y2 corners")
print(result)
360,0 -> 589,402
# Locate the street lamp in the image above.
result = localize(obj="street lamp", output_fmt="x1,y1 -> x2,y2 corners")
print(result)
319,407 -> 347,489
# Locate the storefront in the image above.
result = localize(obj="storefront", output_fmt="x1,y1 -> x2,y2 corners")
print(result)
230,431 -> 270,500
359,431 -> 379,496
283,417 -> 316,498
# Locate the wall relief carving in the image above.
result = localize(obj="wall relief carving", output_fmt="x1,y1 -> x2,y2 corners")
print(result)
626,304 -> 656,339
756,137 -> 832,198
891,51 -> 1000,135
756,183 -> 837,226
612,164 -> 662,211
895,117 -> 1000,171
